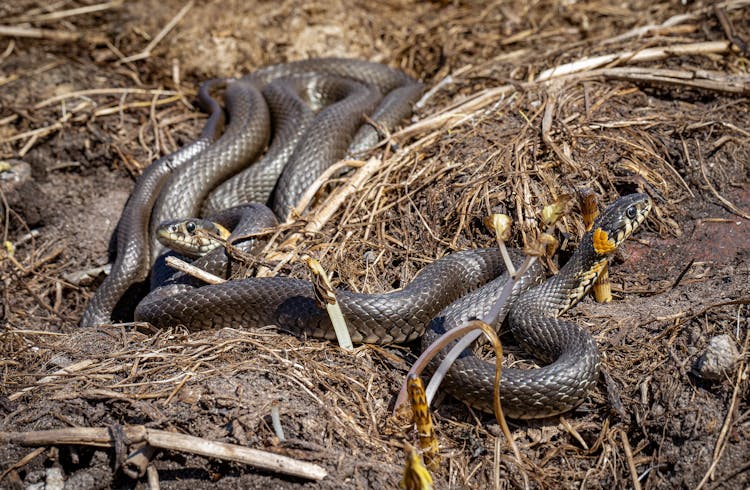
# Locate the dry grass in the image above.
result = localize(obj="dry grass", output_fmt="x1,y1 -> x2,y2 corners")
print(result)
1,0 -> 749,488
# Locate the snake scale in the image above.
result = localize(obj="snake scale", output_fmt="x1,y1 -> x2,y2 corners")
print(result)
82,58 -> 652,418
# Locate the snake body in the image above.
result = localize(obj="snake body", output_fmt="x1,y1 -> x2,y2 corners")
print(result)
81,58 -> 423,327
423,193 -> 651,418
79,81 -> 225,327
136,248 -> 536,343
143,194 -> 650,417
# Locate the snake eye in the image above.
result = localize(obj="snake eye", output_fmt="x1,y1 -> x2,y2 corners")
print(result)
185,221 -> 196,233
625,206 -> 637,219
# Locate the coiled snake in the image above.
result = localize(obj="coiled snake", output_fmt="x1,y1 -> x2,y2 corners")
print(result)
82,58 -> 652,418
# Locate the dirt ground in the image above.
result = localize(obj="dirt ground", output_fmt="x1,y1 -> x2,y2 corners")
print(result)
1,0 -> 749,488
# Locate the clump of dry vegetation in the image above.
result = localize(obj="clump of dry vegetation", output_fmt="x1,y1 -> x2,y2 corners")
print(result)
1,1 -> 748,488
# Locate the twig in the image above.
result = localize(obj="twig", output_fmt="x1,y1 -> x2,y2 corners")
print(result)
0,39 -> 14,63
0,426 -> 327,481
0,114 -> 70,145
619,429 -> 642,490
0,25 -> 107,44
8,359 -> 95,401
93,94 -> 183,117
395,41 -> 734,147
261,156 -> 385,273
4,1 -> 123,24
591,66 -> 750,95
541,88 -> 577,168
164,256 -> 225,285
146,465 -> 160,490
671,259 -> 696,290
118,1 -> 194,63
696,141 -> 750,220
414,75 -> 454,110
0,447 -> 46,482
34,88 -> 180,109
291,159 -> 365,218
601,0 -> 750,45
123,443 -> 156,479
392,320 -> 527,482
715,5 -> 747,54
537,41 -> 731,81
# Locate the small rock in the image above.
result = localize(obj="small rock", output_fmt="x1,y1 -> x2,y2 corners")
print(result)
693,334 -> 740,381
0,160 -> 46,227
45,466 -> 65,490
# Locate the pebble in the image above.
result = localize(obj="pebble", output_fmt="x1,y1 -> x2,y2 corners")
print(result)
693,334 -> 740,381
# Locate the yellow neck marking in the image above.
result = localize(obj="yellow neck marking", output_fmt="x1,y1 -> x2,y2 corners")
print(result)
214,223 -> 232,240
593,228 -> 616,254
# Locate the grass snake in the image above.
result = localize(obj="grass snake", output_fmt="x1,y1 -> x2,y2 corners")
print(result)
81,57 -> 652,418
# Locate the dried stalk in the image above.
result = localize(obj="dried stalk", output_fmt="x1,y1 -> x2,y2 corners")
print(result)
0,426 -> 327,481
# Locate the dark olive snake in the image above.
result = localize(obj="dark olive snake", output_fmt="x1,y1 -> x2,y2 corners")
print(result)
81,58 -> 423,327
81,58 -> 652,418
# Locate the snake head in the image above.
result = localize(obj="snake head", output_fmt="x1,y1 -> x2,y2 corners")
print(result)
156,218 -> 230,257
590,193 -> 651,255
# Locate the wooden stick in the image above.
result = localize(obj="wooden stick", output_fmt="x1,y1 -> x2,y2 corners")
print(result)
592,66 -> 750,95
261,156 -> 385,273
0,426 -> 328,481
537,41 -> 731,81
697,142 -> 750,220
0,25 -> 107,44
619,429 -> 643,490
290,159 -> 365,219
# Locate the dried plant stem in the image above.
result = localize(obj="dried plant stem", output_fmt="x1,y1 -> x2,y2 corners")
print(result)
697,144 -> 750,220
590,67 -> 749,95
0,25 -> 107,44
0,426 -> 327,481
260,156 -> 385,273
619,429 -> 642,490
602,0 -> 750,45
395,41 -> 735,146
4,1 -> 123,24
164,256 -> 225,285
290,159 -> 365,218
305,257 -> 353,350
34,88 -> 180,109
119,1 -> 194,63
537,41 -> 731,81
8,359 -> 94,401
398,320 -> 527,487
0,115 -> 70,145
0,447 -> 45,482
